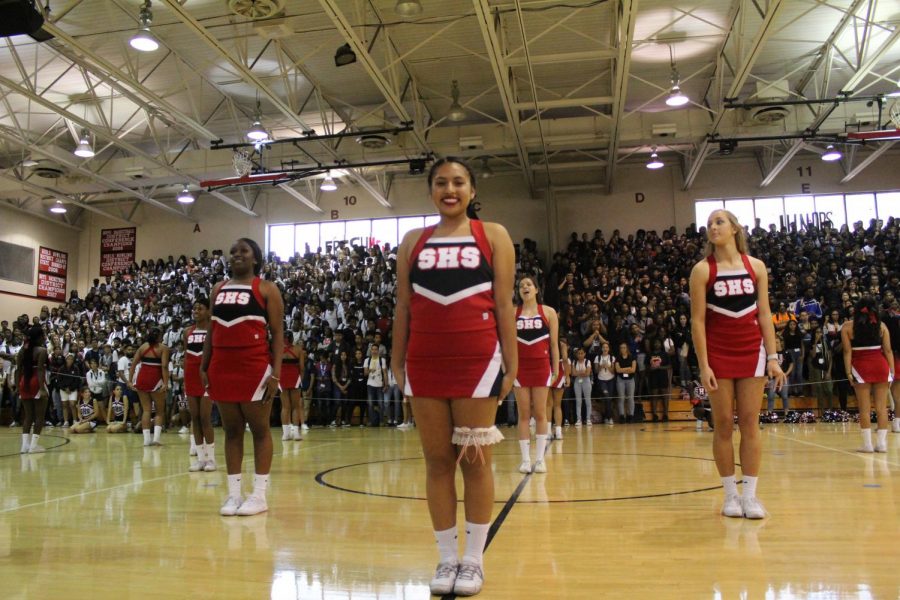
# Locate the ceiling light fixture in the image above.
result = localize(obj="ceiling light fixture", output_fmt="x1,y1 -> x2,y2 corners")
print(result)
320,173 -> 337,191
176,185 -> 194,204
821,144 -> 842,162
129,1 -> 159,52
664,44 -> 689,107
334,43 -> 357,67
446,80 -> 467,122
73,129 -> 95,158
49,200 -> 67,214
646,147 -> 664,170
246,101 -> 269,142
480,157 -> 494,179
395,0 -> 423,16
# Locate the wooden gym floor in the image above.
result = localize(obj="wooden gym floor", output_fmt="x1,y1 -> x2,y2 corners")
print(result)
1,421 -> 898,599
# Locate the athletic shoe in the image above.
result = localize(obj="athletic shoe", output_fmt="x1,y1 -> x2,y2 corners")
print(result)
453,559 -> 484,596
178,426 -> 189,434
721,494 -> 742,518
188,460 -> 205,472
518,460 -> 532,474
28,444 -> 45,454
874,441 -> 888,453
342,423 -> 350,428
282,428 -> 290,441
235,495 -> 267,516
301,423 -> 309,432
189,445 -> 197,457
429,561 -> 458,596
149,440 -> 162,447
62,422 -> 70,428
575,422 -> 582,428
8,421 -> 18,428
892,419 -> 900,433
533,460 -> 547,474
586,420 -> 593,427
20,443 -> 29,454
328,421 -> 337,428
741,496 -> 767,519
857,444 -> 875,453
291,427 -> 302,441
203,459 -> 217,472
220,496 -> 243,517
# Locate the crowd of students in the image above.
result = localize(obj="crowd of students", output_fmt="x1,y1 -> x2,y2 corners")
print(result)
1,216 -> 898,434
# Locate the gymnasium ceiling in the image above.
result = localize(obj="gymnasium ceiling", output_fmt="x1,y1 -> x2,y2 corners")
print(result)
0,0 -> 898,227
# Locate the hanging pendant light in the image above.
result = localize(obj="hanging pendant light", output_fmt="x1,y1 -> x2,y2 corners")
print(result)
821,145 -> 842,162
246,101 -> 269,142
73,129 -> 95,158
129,1 -> 159,52
176,185 -> 195,204
395,0 -> 423,16
446,80 -> 467,122
646,147 -> 664,170
50,200 -> 67,214
320,173 -> 337,191
664,44 -> 689,107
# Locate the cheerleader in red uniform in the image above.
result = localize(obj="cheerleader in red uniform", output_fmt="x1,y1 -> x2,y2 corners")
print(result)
690,209 -> 784,520
841,297 -> 894,452
184,299 -> 216,472
201,238 -> 284,517
279,331 -> 306,441
393,158 -> 516,596
129,327 -> 170,447
547,337 -> 569,440
513,276 -> 559,474
16,325 -> 48,454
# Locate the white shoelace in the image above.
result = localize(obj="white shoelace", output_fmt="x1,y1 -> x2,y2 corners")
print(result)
435,563 -> 457,579
456,562 -> 482,581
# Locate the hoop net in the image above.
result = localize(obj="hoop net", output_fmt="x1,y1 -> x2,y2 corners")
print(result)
233,149 -> 252,177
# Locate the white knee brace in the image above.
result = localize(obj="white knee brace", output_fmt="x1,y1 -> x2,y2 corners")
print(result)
452,425 -> 504,465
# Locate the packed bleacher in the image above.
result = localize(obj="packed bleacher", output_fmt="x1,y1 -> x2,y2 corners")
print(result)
1,215 -> 897,430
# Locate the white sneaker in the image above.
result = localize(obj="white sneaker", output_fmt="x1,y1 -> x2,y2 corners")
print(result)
857,444 -> 875,453
220,496 -> 243,516
188,460 -> 205,472
301,423 -> 309,432
721,494 -> 742,518
28,444 -> 46,454
282,428 -> 290,441
586,420 -> 593,427
453,559 -> 484,596
533,460 -> 547,474
518,460 -> 532,474
575,421 -> 582,428
429,561 -> 458,595
874,441 -> 887,453
741,496 -> 767,519
291,426 -> 302,441
189,445 -> 197,457
20,444 -> 29,455
178,426 -> 189,434
235,494 -> 267,516
203,459 -> 217,472
892,419 -> 900,433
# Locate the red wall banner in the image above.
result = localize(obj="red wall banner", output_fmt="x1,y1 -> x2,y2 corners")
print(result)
100,227 -> 136,276
37,246 -> 67,301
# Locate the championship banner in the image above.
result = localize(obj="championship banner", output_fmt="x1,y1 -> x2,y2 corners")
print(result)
100,227 -> 136,276
37,246 -> 67,301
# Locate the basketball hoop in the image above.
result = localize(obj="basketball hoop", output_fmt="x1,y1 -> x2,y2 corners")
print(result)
890,99 -> 900,129
233,149 -> 253,177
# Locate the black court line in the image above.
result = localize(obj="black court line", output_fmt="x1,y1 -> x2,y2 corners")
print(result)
0,432 -> 71,458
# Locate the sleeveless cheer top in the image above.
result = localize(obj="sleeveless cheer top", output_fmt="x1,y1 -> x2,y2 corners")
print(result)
138,345 -> 163,375
184,326 -> 206,370
408,220 -> 495,335
211,277 -> 268,352
516,305 -> 550,361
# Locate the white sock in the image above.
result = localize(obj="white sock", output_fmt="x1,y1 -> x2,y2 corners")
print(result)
519,439 -> 531,462
861,428 -> 873,448
463,521 -> 490,565
195,443 -> 206,462
742,475 -> 758,500
153,425 -> 162,442
434,526 -> 458,564
206,442 -> 215,461
30,434 -> 40,449
143,429 -> 151,445
534,434 -> 548,462
555,426 -> 562,438
282,426 -> 290,440
227,473 -> 242,499
252,473 -> 269,498
21,433 -> 31,449
190,437 -> 197,453
876,429 -> 888,446
721,475 -> 738,497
